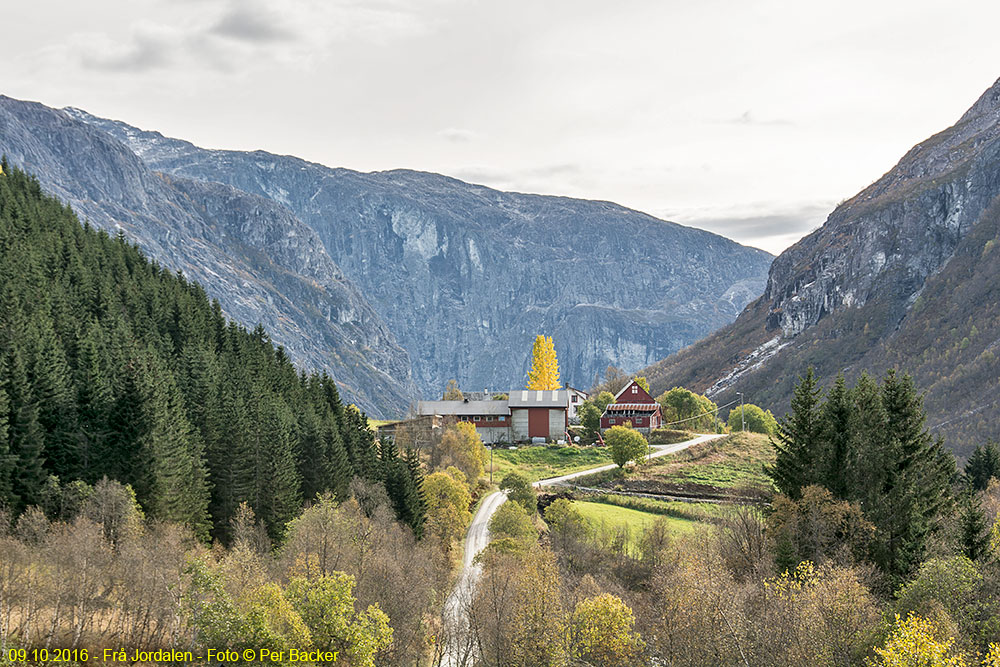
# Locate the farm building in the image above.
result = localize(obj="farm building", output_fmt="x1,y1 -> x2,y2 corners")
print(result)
600,379 -> 662,434
565,386 -> 589,423
508,389 -> 569,442
417,388 -> 573,443
416,399 -> 512,444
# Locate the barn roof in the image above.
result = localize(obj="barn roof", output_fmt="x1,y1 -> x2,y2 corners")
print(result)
508,389 -> 569,408
417,400 -> 511,416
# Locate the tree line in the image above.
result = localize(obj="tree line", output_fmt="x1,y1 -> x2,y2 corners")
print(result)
0,162 -> 424,542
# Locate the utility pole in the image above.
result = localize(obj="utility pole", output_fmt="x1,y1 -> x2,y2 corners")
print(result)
737,392 -> 745,432
488,445 -> 493,485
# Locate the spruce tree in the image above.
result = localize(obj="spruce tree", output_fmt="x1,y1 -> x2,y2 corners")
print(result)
818,374 -> 852,498
101,358 -> 147,488
965,441 -> 1000,491
958,489 -> 991,562
404,447 -> 427,538
296,405 -> 331,500
75,320 -> 112,481
768,367 -> 823,498
868,370 -> 952,584
322,413 -> 352,501
5,346 -> 47,510
0,163 -> 396,542
0,366 -> 13,504
140,356 -> 211,540
28,314 -> 80,479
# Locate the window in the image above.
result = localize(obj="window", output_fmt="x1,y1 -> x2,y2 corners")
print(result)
474,416 -> 481,422
631,385 -> 638,394
572,395 -> 578,403
499,416 -> 506,422
609,419 -> 616,424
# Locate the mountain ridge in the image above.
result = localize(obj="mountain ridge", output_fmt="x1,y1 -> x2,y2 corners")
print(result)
642,77 -> 1000,458
68,107 -> 773,397
0,95 -> 418,416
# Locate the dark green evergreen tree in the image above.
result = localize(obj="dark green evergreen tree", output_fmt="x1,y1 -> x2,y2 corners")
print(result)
404,447 -> 427,538
5,346 -> 46,510
957,489 -> 991,562
864,370 -> 952,584
768,367 -> 824,498
296,405 -> 331,500
75,319 -> 112,481
965,441 -> 1000,491
0,361 -> 12,503
818,374 -> 852,497
28,314 -> 80,479
140,355 -> 211,540
0,163 -> 392,542
322,413 -> 352,501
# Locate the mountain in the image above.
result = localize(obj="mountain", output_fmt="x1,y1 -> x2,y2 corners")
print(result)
0,95 -> 417,416
65,110 -> 773,398
642,77 -> 1000,459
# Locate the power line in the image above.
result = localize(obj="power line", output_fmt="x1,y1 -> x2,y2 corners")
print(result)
661,397 -> 742,427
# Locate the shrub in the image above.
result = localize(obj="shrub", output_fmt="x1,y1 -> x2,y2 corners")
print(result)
727,404 -> 778,435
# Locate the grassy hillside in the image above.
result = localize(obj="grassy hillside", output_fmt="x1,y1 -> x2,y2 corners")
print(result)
579,432 -> 775,499
571,499 -> 708,547
491,445 -> 614,482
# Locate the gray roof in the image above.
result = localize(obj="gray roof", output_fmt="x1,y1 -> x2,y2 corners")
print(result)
417,400 -> 510,416
507,389 -> 569,408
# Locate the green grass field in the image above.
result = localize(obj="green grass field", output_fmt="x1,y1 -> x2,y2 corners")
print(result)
367,418 -> 397,430
490,445 -> 614,483
572,500 -> 706,547
570,432 -> 775,496
640,432 -> 775,489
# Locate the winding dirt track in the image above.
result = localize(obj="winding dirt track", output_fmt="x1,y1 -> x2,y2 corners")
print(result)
439,433 -> 724,666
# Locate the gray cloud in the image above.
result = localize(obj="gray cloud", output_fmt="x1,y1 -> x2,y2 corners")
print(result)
437,128 -> 477,143
79,31 -> 173,72
669,203 -> 831,253
690,211 -> 822,238
210,6 -> 296,43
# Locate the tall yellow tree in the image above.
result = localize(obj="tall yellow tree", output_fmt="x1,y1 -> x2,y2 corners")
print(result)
526,335 -> 560,390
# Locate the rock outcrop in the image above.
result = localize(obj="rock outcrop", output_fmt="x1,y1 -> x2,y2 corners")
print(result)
643,77 -> 1000,457
71,111 -> 773,396
0,96 -> 417,416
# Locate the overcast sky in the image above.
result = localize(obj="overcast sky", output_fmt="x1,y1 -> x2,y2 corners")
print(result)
5,0 -> 1000,254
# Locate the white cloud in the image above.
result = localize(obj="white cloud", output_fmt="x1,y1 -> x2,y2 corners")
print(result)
4,0 -> 1000,253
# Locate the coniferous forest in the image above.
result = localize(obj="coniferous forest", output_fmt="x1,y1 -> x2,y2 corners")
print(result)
0,162 -> 423,542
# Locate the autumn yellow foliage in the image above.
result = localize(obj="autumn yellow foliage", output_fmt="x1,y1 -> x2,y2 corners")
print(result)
526,334 -> 561,390
570,593 -> 644,667
869,613 -> 967,667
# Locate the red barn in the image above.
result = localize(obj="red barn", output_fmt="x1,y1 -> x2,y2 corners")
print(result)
600,380 -> 661,434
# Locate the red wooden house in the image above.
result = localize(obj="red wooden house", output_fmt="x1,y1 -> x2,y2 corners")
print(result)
599,380 -> 662,434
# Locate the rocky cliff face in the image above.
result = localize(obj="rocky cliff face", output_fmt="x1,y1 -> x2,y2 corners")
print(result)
0,96 -> 417,416
764,82 -> 1000,339
70,112 -> 773,396
643,77 -> 1000,457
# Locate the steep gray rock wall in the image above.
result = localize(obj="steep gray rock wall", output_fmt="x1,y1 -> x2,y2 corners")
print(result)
641,77 -> 1000,455
0,96 -> 417,416
764,78 -> 1000,339
73,113 -> 773,396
